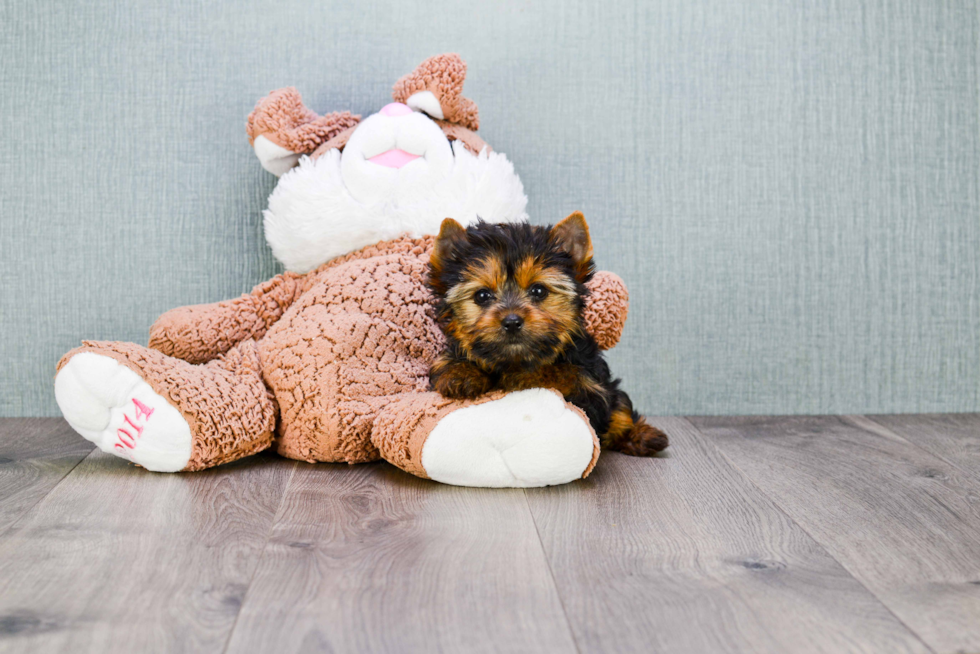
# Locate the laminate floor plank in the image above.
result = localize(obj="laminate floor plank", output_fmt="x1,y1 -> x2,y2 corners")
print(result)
0,450 -> 294,653
859,413 -> 980,477
0,418 -> 93,535
224,462 -> 578,654
524,417 -> 928,654
690,415 -> 980,654
4,414 -> 977,653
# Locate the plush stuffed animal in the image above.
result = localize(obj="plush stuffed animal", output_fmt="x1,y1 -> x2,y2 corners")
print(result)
54,54 -> 631,488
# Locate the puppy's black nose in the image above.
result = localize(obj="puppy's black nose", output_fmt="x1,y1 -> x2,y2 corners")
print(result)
502,314 -> 524,333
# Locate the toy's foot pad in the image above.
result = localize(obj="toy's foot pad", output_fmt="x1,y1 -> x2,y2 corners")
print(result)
55,353 -> 192,472
422,388 -> 597,488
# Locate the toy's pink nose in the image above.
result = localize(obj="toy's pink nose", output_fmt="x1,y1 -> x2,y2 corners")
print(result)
380,102 -> 413,117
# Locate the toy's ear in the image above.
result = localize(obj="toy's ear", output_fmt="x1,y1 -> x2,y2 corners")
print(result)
393,53 -> 479,131
247,87 -> 360,175
550,211 -> 595,283
583,271 -> 629,350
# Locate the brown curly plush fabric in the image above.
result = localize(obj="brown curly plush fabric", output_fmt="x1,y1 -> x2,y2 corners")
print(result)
149,272 -> 306,365
257,236 -> 445,464
583,271 -> 630,351
311,124 -> 359,159
392,53 -> 480,131
58,235 -> 627,473
246,87 -> 360,153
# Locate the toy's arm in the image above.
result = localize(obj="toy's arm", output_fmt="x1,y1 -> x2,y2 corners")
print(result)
247,87 -> 360,177
148,272 -> 306,364
583,271 -> 629,350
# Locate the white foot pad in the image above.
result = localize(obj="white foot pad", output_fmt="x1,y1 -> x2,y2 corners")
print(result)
55,353 -> 192,472
422,388 -> 596,488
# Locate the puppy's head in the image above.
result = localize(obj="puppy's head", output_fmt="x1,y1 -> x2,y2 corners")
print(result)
428,212 -> 596,368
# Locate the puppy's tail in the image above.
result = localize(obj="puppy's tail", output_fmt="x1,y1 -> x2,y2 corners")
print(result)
603,389 -> 669,456
623,412 -> 669,455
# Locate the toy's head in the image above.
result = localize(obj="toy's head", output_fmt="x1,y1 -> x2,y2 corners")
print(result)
254,54 -> 528,273
427,213 -> 595,370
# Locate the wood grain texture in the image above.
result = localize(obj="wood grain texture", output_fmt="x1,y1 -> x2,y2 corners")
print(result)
860,413 -> 980,476
691,415 -> 980,654
0,450 -> 294,653
0,418 -> 92,536
225,462 -> 578,654
524,417 -> 928,654
4,416 -> 979,653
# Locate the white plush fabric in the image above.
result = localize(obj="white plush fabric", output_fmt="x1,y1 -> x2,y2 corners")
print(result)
253,135 -> 303,177
340,111 -> 456,204
55,353 -> 192,472
264,139 -> 528,272
406,90 -> 444,119
421,389 -> 597,488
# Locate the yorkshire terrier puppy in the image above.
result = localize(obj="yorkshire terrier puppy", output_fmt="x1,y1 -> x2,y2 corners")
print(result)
427,212 -> 668,456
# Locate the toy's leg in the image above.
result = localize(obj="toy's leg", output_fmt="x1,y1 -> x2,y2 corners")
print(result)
373,389 -> 600,488
55,340 -> 276,472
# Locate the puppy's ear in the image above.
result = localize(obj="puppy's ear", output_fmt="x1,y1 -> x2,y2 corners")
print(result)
433,218 -> 467,264
430,219 -> 468,293
550,211 -> 594,282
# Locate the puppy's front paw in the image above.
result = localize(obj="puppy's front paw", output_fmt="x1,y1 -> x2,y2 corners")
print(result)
430,360 -> 493,399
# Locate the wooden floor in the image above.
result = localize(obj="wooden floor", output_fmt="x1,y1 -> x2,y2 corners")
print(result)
0,415 -> 978,653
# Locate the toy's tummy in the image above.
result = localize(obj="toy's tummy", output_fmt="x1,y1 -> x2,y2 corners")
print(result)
257,248 -> 446,397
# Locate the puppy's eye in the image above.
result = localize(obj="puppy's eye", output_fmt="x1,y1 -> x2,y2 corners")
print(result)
473,289 -> 495,306
528,284 -> 549,301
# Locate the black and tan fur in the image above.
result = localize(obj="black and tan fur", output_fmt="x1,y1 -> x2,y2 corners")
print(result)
427,212 -> 668,456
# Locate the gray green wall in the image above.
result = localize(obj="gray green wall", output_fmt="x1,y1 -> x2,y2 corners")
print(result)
2,0 -> 977,416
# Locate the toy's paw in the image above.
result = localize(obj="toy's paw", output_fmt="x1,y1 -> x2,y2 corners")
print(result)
421,388 -> 598,488
55,353 -> 192,472
253,135 -> 303,177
